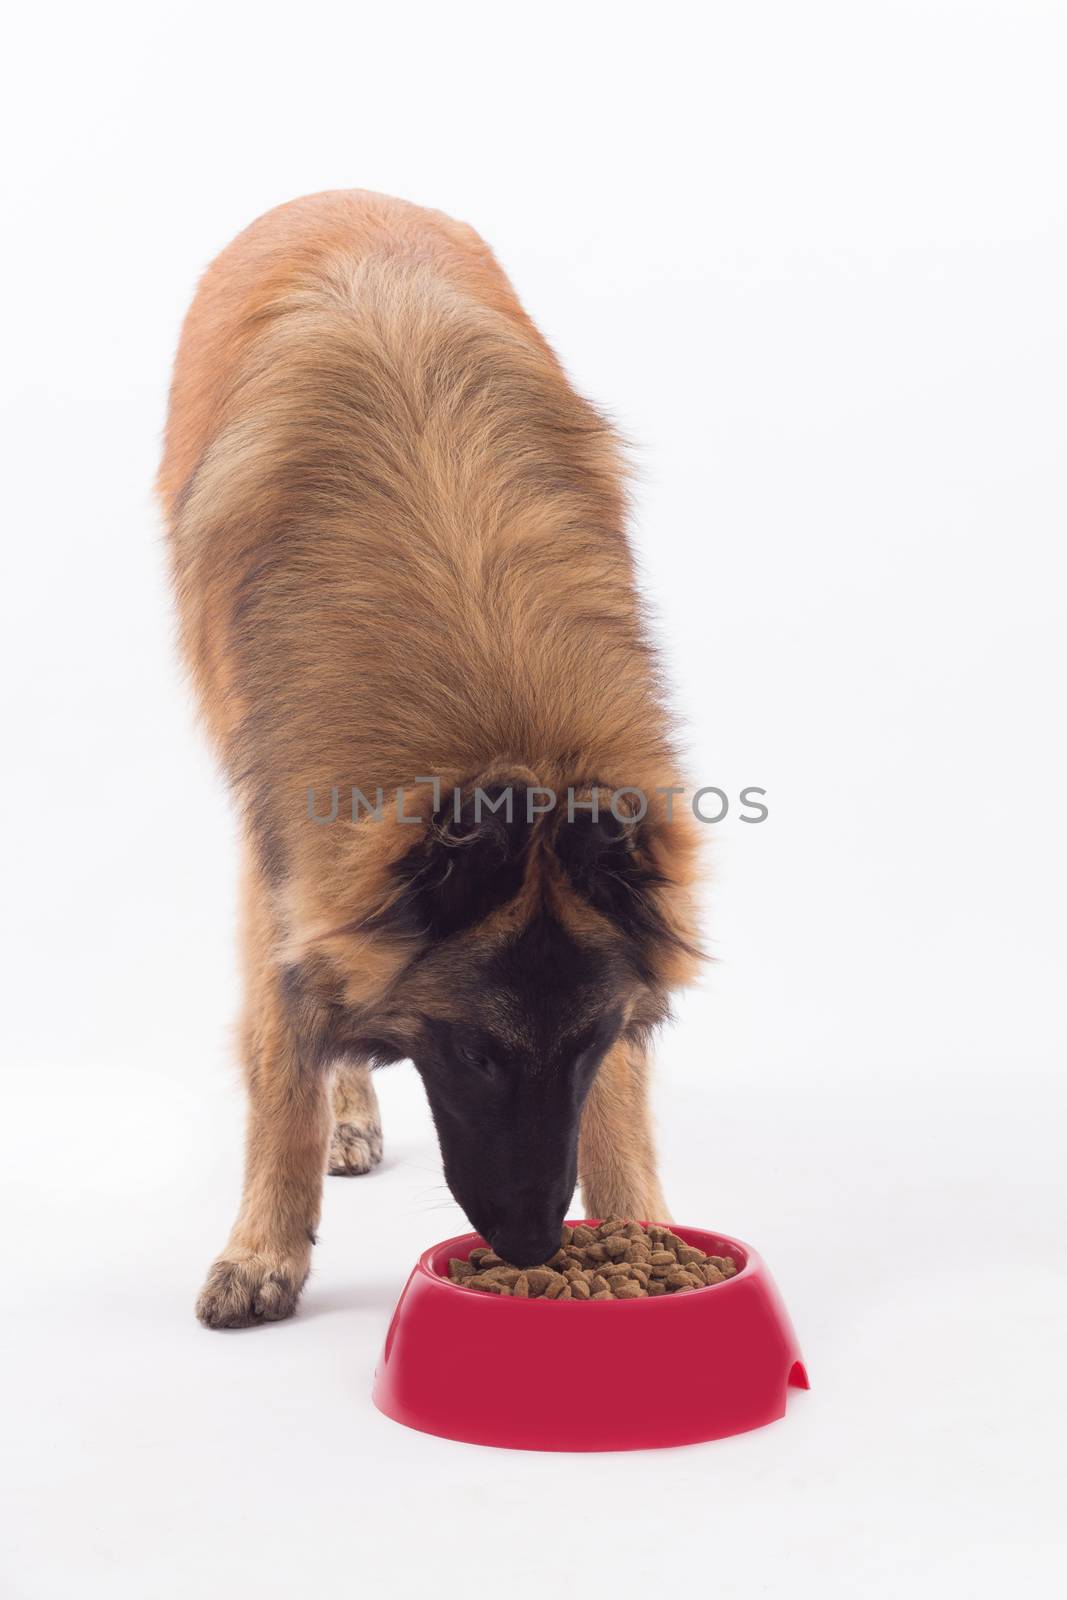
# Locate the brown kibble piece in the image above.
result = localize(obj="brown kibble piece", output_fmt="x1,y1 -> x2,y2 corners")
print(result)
482,1266 -> 521,1286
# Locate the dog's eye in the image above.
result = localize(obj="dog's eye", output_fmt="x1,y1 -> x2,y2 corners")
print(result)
458,1046 -> 498,1081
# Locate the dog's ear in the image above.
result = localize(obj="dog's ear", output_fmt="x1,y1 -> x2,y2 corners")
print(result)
375,781 -> 532,939
552,800 -> 669,943
552,789 -> 706,985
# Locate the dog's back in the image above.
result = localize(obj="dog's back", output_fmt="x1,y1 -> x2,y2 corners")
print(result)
160,191 -> 672,817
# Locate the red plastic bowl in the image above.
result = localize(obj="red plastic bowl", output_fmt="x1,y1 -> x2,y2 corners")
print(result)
373,1222 -> 809,1451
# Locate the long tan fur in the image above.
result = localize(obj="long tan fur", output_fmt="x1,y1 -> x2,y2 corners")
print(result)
160,191 -> 701,1327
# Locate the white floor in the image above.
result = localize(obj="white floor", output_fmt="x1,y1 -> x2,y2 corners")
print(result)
3,1031 -> 1062,1598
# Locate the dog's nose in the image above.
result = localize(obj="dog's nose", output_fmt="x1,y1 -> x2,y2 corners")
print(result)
489,1225 -> 561,1269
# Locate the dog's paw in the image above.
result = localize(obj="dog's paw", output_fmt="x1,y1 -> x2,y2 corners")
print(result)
327,1119 -> 383,1176
196,1251 -> 309,1329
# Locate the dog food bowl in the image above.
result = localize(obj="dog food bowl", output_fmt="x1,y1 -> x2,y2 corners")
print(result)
373,1222 -> 808,1451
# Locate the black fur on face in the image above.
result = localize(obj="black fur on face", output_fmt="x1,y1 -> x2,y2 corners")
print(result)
410,916 -> 626,1266
334,779 -> 688,1261
368,782 -> 534,941
373,778 -> 680,972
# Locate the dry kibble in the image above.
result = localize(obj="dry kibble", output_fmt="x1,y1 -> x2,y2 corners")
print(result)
481,1266 -> 520,1287
447,1224 -> 739,1301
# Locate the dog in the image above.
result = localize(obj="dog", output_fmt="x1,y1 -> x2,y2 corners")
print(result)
158,191 -> 703,1328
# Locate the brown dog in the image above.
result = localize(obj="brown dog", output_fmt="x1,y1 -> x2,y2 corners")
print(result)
158,191 -> 703,1328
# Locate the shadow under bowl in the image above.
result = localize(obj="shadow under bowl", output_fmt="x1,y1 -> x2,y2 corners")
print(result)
373,1221 -> 809,1451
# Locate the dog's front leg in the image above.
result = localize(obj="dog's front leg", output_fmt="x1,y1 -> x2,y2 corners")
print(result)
578,1037 -> 671,1225
328,1062 -> 383,1176
196,972 -> 332,1330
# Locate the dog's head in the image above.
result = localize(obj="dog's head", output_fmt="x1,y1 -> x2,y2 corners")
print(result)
286,775 -> 701,1265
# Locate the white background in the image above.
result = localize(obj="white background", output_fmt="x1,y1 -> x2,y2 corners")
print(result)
2,2 -> 1064,1595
